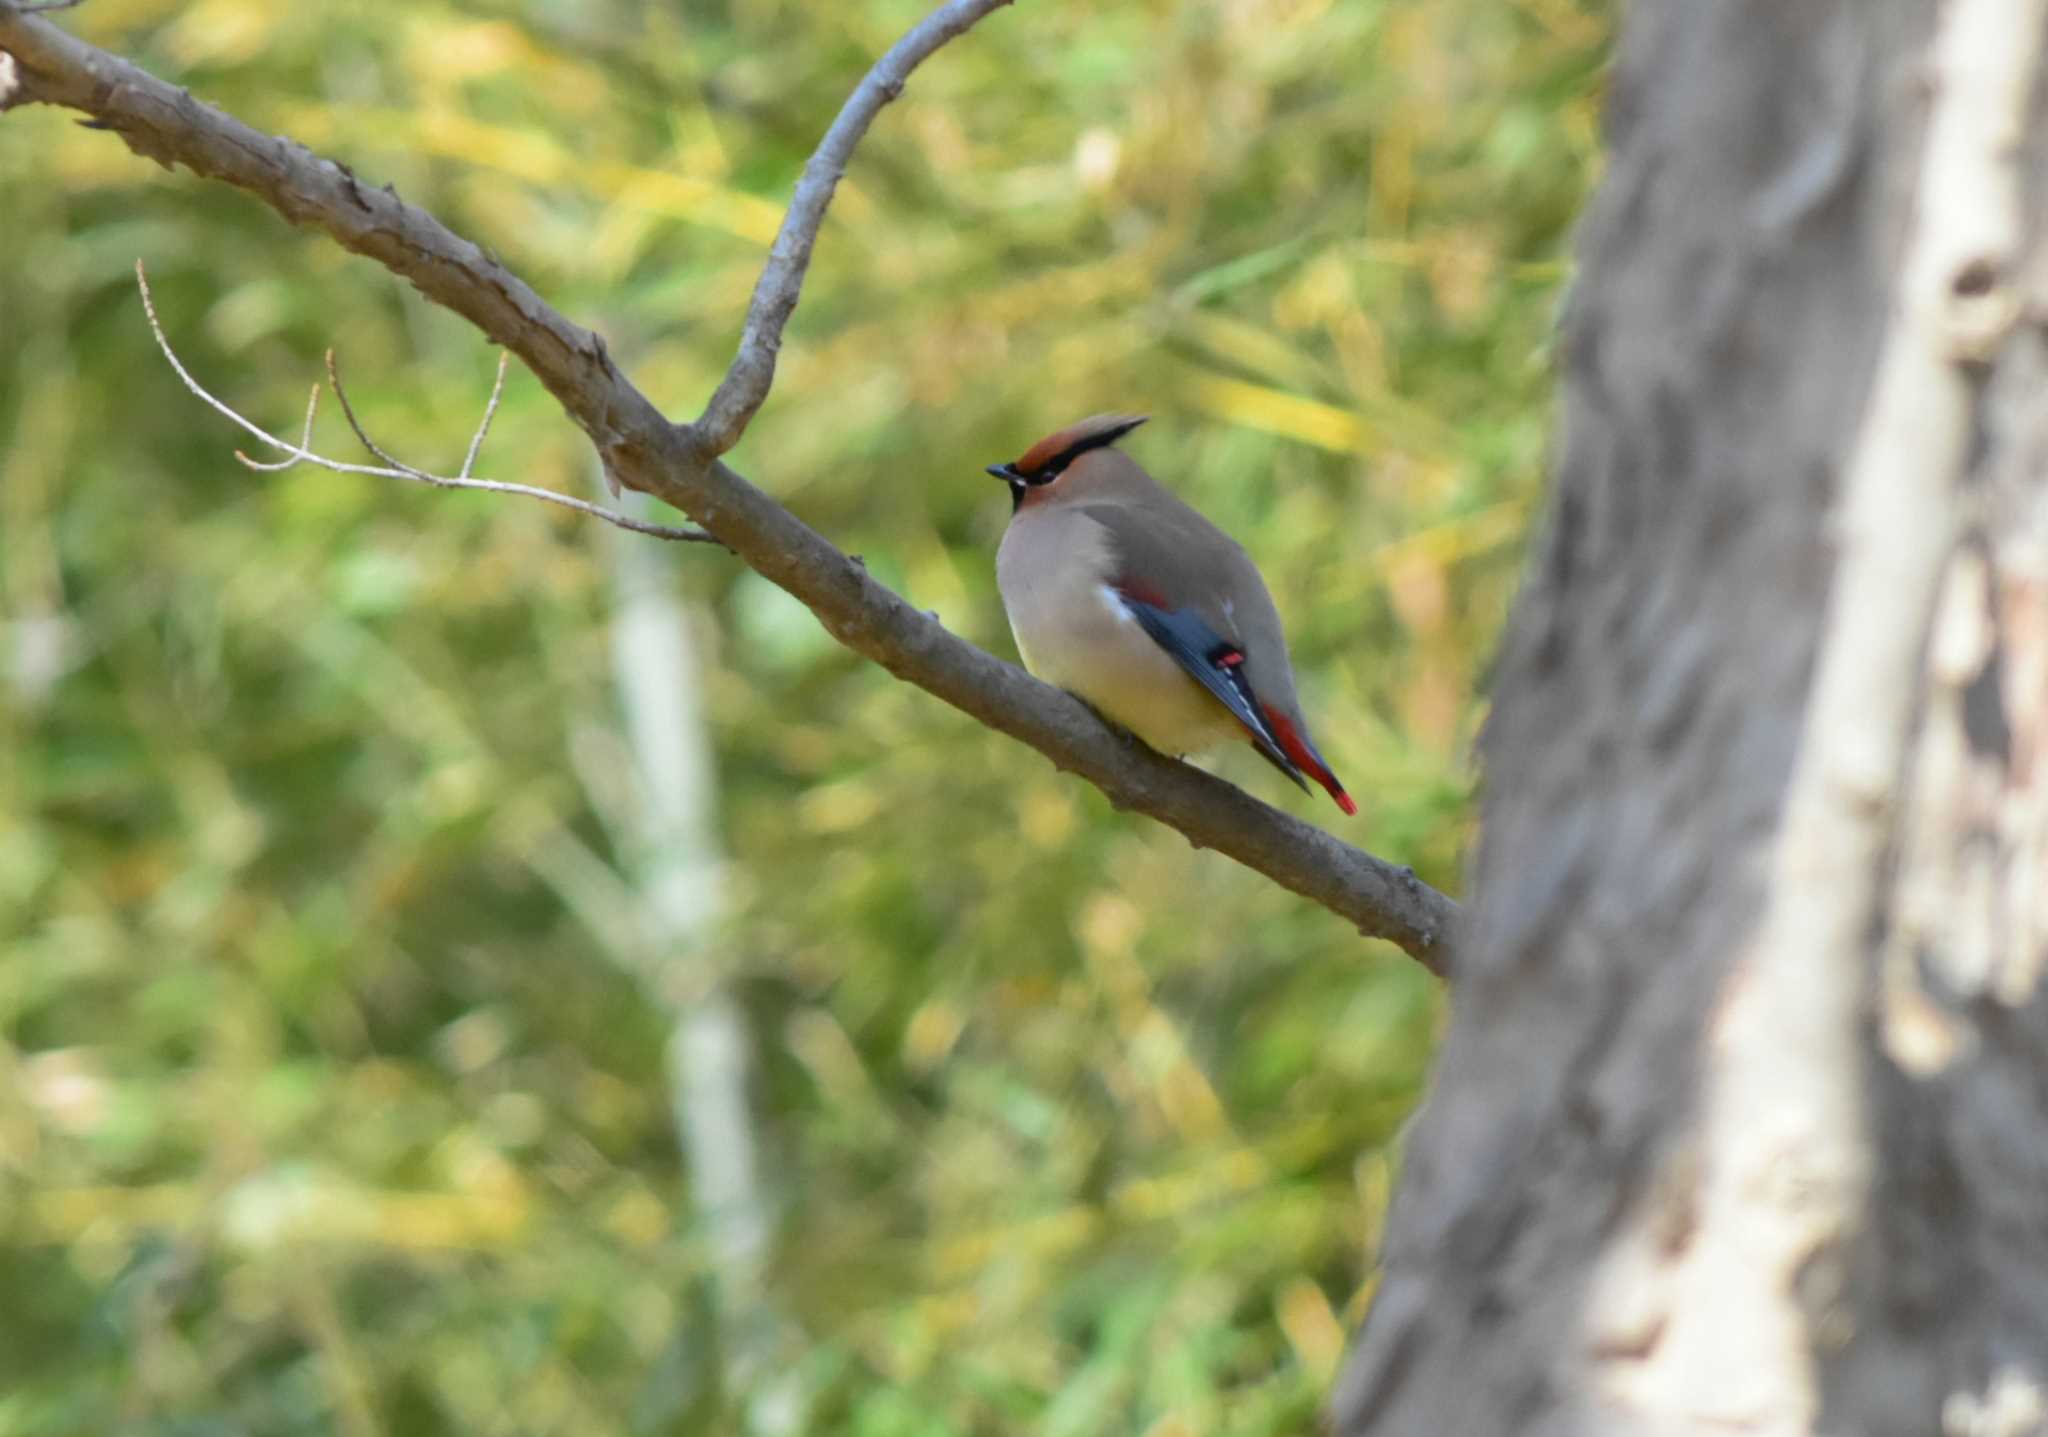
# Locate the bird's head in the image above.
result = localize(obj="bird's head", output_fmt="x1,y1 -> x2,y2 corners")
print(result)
987,413 -> 1148,511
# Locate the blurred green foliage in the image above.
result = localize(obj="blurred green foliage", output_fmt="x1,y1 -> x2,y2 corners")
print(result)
0,0 -> 1607,1431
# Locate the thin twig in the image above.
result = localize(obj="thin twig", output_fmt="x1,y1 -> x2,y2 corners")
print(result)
238,384 -> 320,473
322,348 -> 415,472
133,261 -> 722,545
460,352 -> 509,480
689,0 -> 1016,455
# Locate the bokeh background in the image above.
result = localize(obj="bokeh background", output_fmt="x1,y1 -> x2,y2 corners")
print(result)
0,0 -> 1608,1431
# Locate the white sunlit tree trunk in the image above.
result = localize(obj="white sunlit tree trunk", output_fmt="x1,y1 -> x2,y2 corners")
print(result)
604,484 -> 804,1436
1332,1 -> 2048,1432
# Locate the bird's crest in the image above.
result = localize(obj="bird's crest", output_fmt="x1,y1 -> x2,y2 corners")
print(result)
1013,413 -> 1148,479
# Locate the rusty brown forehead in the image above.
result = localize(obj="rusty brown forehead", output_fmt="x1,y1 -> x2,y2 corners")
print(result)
1014,413 -> 1148,475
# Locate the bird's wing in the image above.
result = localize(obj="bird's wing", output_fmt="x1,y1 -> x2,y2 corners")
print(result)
1113,594 -> 1310,791
1077,499 -> 1356,810
1072,500 -> 1307,786
1068,499 -> 1242,622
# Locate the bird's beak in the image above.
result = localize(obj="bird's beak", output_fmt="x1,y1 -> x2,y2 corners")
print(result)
986,462 -> 1022,483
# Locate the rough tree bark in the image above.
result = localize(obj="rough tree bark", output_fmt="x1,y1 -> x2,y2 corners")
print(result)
1333,1 -> 2048,1433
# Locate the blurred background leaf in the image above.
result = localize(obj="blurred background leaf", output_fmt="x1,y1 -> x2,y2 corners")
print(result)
0,0 -> 1607,1431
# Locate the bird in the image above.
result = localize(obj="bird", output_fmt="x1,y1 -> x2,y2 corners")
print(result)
987,414 -> 1356,815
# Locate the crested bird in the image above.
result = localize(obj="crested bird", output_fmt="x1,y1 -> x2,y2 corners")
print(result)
987,414 -> 1356,815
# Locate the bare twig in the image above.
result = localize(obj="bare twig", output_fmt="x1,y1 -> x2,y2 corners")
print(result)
320,349 -> 418,472
133,262 -> 721,545
237,384 -> 321,473
688,0 -> 1017,455
460,352 -> 509,480
1,3 -> 1459,971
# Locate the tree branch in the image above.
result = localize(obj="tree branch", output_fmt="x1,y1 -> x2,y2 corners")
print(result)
0,0 -> 1460,974
690,0 -> 1017,455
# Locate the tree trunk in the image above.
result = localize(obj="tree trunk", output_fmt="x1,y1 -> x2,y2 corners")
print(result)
605,483 -> 808,1434
1333,2 -> 2048,1433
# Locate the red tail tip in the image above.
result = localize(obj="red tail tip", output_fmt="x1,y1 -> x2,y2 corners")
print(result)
1261,703 -> 1357,817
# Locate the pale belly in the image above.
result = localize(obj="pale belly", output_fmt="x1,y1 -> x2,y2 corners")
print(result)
1008,584 -> 1241,758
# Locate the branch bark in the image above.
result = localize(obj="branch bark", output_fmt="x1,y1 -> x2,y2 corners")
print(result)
0,0 -> 1458,973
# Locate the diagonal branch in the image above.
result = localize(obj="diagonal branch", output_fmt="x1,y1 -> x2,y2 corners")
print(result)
689,0 -> 1017,455
0,0 -> 1460,974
